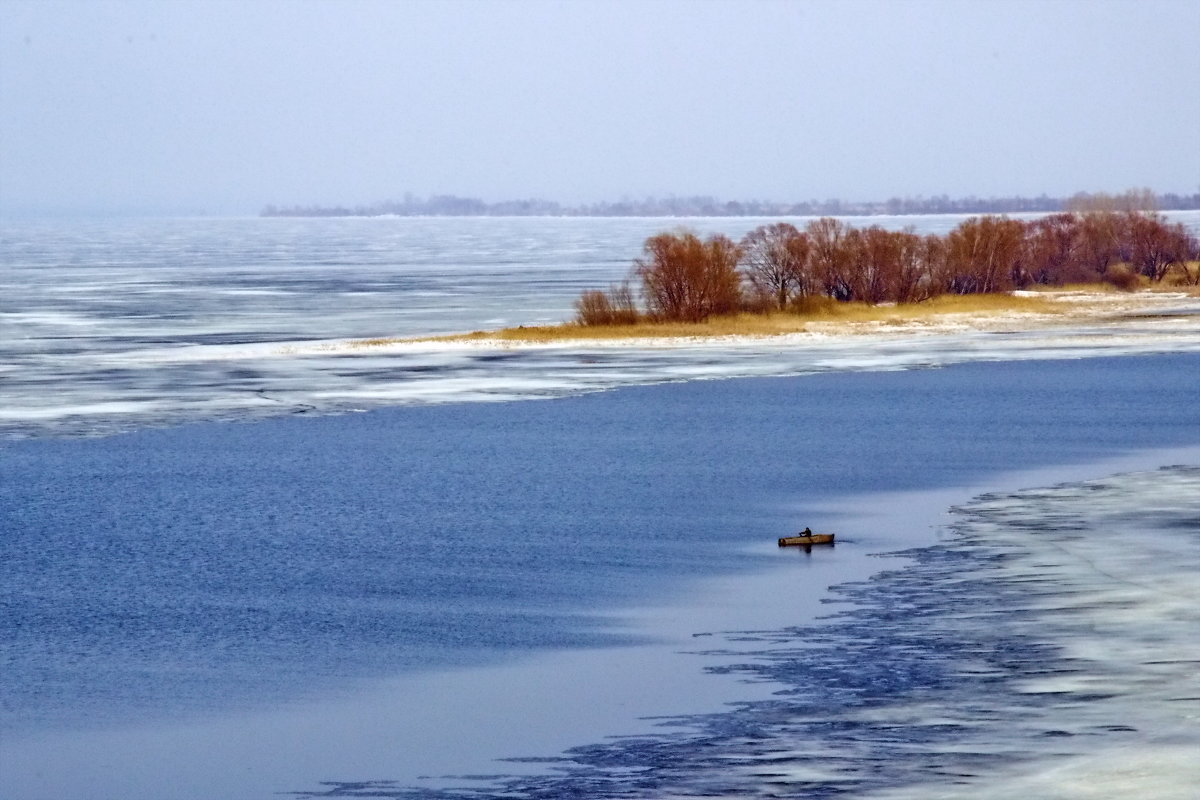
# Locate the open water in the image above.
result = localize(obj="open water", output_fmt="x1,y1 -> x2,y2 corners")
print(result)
1,216 -> 1199,799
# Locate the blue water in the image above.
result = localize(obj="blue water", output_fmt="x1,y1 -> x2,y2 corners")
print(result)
4,355 -> 1199,743
346,465 -> 1199,800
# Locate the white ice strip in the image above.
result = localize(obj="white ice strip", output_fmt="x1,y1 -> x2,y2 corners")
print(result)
4,312 -> 1200,438
857,466 -> 1200,800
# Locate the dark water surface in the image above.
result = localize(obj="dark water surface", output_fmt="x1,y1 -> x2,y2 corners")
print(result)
2,354 -> 1199,798
340,464 -> 1199,800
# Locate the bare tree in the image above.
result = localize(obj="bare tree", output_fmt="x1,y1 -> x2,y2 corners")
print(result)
806,217 -> 854,301
577,206 -> 1188,327
833,227 -> 930,304
739,223 -> 813,310
1172,228 -> 1200,285
889,228 -> 930,303
1066,187 -> 1158,213
1076,211 -> 1123,278
635,230 -> 741,322
843,227 -> 880,303
1023,213 -> 1085,285
1125,212 -> 1192,282
921,234 -> 949,300
945,216 -> 1026,294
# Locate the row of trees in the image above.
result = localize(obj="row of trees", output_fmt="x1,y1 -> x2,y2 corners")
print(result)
263,188 -> 1200,218
576,211 -> 1200,324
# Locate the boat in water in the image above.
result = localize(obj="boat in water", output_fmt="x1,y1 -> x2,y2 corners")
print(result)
778,532 -> 835,547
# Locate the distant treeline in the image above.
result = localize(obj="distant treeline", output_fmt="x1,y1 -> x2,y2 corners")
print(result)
263,189 -> 1200,218
575,208 -> 1200,325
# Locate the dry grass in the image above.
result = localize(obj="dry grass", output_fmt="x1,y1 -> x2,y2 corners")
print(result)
422,292 -> 1070,344
1166,261 -> 1200,291
343,284 -> 1197,349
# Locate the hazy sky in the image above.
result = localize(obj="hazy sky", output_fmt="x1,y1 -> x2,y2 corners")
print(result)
2,0 -> 1198,215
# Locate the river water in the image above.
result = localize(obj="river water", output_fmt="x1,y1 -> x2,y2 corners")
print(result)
1,215 -> 1198,799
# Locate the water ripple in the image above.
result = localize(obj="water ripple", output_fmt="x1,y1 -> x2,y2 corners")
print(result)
291,466 -> 1199,798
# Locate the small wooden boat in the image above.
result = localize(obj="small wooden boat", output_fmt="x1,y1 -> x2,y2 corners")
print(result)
778,533 -> 835,547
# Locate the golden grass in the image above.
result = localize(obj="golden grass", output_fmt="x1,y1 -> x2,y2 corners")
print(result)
1166,261 -> 1200,293
342,284 -> 1197,349
421,292 -> 1070,344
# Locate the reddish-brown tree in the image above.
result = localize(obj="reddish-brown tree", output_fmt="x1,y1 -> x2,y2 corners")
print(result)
920,234 -> 949,300
1023,213 -> 1086,285
1124,212 -> 1194,283
889,228 -> 930,303
944,216 -> 1026,294
845,227 -> 885,304
1076,211 -> 1124,277
1172,228 -> 1200,285
839,227 -> 932,304
576,207 -> 1190,326
635,230 -> 741,322
806,217 -> 854,301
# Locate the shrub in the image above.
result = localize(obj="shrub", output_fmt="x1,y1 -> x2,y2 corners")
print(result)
789,295 -> 841,315
574,282 -> 640,326
575,290 -> 617,326
1102,263 -> 1140,291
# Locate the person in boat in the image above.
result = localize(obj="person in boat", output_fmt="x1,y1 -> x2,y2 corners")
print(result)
800,527 -> 812,537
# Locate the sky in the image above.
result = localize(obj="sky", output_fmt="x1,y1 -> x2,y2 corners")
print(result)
1,0 -> 1198,216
